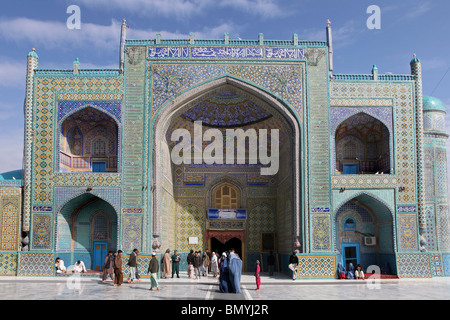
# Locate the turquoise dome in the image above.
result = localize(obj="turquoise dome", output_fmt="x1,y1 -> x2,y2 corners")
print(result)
27,49 -> 39,59
0,169 -> 23,181
423,96 -> 446,112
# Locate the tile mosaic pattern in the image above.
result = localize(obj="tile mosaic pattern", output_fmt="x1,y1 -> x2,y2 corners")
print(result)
176,204 -> 204,253
397,254 -> 431,278
247,205 -> 275,252
150,63 -> 304,120
32,214 -> 52,250
18,253 -> 54,277
312,215 -> 331,251
122,215 -> 142,253
0,252 -> 18,276
297,255 -> 336,279
398,215 -> 418,251
1,204 -> 20,251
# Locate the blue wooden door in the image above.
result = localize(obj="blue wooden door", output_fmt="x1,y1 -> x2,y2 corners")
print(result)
342,243 -> 360,271
343,164 -> 358,175
93,242 -> 108,271
92,162 -> 106,172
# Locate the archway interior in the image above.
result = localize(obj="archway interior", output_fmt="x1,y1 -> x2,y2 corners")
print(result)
211,237 -> 242,258
59,107 -> 119,173
158,85 -> 295,269
56,194 -> 118,270
335,112 -> 390,175
335,194 -> 396,275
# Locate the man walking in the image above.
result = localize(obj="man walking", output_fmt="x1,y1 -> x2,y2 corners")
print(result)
187,249 -> 194,279
102,251 -> 115,282
288,252 -> 299,280
114,250 -> 123,286
148,252 -> 160,291
162,249 -> 172,279
171,250 -> 181,278
193,251 -> 202,279
127,248 -> 138,283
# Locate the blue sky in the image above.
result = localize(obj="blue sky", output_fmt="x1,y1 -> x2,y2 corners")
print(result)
0,0 -> 449,174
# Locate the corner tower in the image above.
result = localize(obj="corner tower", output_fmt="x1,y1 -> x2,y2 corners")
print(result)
422,96 -> 450,259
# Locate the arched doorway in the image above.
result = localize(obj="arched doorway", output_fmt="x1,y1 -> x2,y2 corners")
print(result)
334,194 -> 396,275
152,77 -> 302,270
56,193 -> 118,270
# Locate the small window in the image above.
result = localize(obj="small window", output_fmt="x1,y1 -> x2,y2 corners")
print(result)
344,217 -> 356,231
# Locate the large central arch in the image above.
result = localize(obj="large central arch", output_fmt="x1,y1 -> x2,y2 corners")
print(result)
151,76 -> 302,257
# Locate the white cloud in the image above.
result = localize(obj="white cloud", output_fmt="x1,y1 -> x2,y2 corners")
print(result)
302,20 -> 361,49
0,18 -> 121,51
219,0 -> 286,18
77,0 -> 286,19
0,58 -> 26,88
0,17 -> 239,52
77,0 -> 210,20
401,1 -> 432,20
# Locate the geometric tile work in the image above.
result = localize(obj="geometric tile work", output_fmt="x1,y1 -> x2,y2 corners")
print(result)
151,63 -> 304,120
122,215 -> 142,253
397,254 -> 431,278
0,252 -> 18,276
297,255 -> 336,279
31,214 -> 52,250
247,205 -> 275,252
424,204 -> 437,251
121,254 -> 152,279
430,254 -> 444,277
176,204 -> 204,253
398,215 -> 418,251
312,215 -> 331,251
1,204 -> 20,251
17,253 -> 54,276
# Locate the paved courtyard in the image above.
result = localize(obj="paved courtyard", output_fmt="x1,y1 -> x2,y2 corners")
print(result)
1,272 -> 449,300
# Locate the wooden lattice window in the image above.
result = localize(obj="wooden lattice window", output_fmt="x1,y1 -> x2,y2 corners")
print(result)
92,212 -> 109,240
213,183 -> 240,209
92,138 -> 107,156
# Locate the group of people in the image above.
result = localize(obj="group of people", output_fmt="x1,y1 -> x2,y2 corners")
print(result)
186,249 -> 220,279
55,257 -> 87,274
337,263 -> 365,280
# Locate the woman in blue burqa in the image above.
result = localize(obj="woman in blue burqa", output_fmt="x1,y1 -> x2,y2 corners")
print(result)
228,249 -> 242,294
347,263 -> 355,279
219,252 -> 230,293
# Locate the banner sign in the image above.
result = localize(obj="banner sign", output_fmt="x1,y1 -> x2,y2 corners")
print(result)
208,208 -> 247,220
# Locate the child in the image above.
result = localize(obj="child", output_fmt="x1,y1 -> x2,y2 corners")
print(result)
255,260 -> 261,291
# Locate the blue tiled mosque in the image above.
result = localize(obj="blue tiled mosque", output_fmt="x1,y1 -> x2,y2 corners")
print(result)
0,20 -> 449,278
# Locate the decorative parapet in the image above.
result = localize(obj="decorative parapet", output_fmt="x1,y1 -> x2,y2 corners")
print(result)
34,69 -> 121,76
333,74 -> 415,81
127,38 -> 327,47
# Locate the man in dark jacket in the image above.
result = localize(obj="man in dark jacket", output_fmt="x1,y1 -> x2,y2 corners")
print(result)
193,251 -> 202,279
148,252 -> 159,291
127,248 -> 138,283
187,249 -> 194,278
288,252 -> 299,280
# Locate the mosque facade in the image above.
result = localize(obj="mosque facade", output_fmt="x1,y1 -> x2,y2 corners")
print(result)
0,20 -> 449,278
